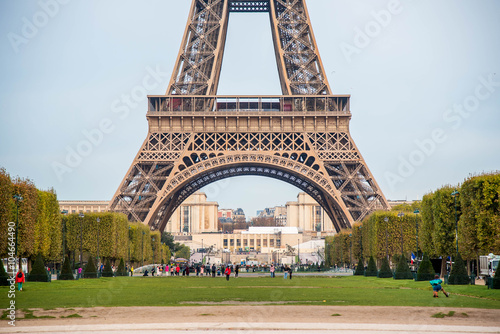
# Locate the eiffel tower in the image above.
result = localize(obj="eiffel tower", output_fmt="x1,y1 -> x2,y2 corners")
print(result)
110,0 -> 390,233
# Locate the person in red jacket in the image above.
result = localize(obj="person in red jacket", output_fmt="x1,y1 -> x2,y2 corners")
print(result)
224,265 -> 231,281
15,269 -> 25,291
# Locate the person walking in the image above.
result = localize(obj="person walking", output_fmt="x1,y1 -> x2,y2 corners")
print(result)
283,266 -> 288,279
212,264 -> 216,277
77,266 -> 82,279
224,265 -> 231,281
288,266 -> 293,280
200,265 -> 204,276
270,264 -> 275,278
430,275 -> 450,298
176,264 -> 180,276
235,264 -> 239,278
15,268 -> 25,291
131,266 -> 134,277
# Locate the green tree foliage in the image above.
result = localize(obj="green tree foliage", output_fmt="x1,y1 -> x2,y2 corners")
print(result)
0,261 -> 9,286
115,258 -> 126,276
354,258 -> 364,275
102,258 -> 114,277
420,194 -> 435,257
151,231 -> 161,264
394,254 -> 413,280
0,168 -> 14,257
448,253 -> 469,285
365,256 -> 377,276
12,177 -> 38,261
492,262 -> 500,289
459,173 -> 500,257
431,186 -> 458,260
378,257 -> 393,278
161,232 -> 176,251
416,253 -> 435,281
59,255 -> 74,280
66,212 -> 129,263
28,253 -> 49,282
161,244 -> 172,264
83,256 -> 97,278
129,223 -> 154,264
175,244 -> 191,260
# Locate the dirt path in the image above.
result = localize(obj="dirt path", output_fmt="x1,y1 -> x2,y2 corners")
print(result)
11,305 -> 500,328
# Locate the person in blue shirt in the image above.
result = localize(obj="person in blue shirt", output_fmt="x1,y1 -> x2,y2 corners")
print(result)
430,275 -> 450,298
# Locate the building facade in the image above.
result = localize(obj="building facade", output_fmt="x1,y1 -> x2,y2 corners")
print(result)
286,193 -> 335,232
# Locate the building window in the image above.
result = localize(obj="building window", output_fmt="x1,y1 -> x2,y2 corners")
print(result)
183,207 -> 190,232
223,239 -> 228,247
236,239 -> 241,247
270,239 -> 274,247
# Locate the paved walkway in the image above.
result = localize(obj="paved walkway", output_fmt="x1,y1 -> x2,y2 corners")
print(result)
4,322 -> 499,334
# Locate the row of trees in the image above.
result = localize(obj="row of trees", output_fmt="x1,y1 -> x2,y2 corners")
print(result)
0,168 -> 62,262
0,168 -> 179,269
326,172 -> 500,274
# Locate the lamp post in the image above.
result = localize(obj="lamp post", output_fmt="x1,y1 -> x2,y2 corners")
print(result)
13,194 -> 23,268
96,217 -> 100,267
451,190 -> 459,255
297,239 -> 300,266
414,209 -> 420,268
340,239 -> 343,269
61,210 -> 68,261
141,231 -> 145,268
202,238 -> 204,264
349,233 -> 352,268
128,226 -> 131,269
397,212 -> 404,255
152,237 -> 156,270
384,217 -> 389,261
79,213 -> 84,266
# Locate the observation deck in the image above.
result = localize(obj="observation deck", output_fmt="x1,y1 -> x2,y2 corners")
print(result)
146,95 -> 351,133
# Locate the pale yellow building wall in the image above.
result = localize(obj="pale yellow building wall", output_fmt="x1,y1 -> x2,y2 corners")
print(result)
166,192 -> 218,233
286,193 -> 334,232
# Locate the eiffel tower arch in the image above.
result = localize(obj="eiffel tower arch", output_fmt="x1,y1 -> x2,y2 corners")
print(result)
110,0 -> 390,233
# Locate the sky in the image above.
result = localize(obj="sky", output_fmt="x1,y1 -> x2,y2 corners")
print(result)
1,0 -> 499,219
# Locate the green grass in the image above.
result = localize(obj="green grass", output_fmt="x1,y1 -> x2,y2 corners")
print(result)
0,276 -> 498,310
60,313 -> 82,318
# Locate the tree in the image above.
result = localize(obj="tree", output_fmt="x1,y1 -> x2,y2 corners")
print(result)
59,255 -> 74,280
161,232 -> 175,251
378,257 -> 393,278
492,262 -> 500,289
0,168 -> 14,258
394,254 -> 413,280
115,258 -> 126,276
365,256 -> 377,277
28,253 -> 49,282
448,253 -> 469,285
175,244 -> 190,260
354,258 -> 364,275
83,256 -> 97,278
416,253 -> 435,281
0,261 -> 9,286
102,259 -> 114,277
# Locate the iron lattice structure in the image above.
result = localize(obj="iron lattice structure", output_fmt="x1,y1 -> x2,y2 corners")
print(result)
110,0 -> 390,233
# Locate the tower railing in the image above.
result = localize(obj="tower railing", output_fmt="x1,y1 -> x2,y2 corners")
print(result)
147,95 -> 350,115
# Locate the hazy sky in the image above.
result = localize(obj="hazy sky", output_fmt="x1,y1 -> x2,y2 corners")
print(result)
1,0 -> 499,218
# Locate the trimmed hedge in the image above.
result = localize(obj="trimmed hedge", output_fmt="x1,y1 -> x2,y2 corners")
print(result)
416,254 -> 435,281
102,259 -> 114,277
115,258 -> 127,276
28,253 -> 49,282
448,253 -> 469,285
59,255 -> 74,280
354,258 -> 364,275
378,257 -> 393,278
364,256 -> 377,277
0,261 -> 9,286
83,256 -> 97,278
493,262 -> 500,289
394,254 -> 413,280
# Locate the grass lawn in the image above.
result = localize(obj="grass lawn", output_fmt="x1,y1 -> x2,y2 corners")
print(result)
1,275 -> 499,309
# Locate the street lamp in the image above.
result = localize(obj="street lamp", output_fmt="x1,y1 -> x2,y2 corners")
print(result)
152,237 -> 156,270
297,239 -> 300,266
397,212 -> 404,255
96,217 -> 100,268
451,190 -> 459,255
349,233 -> 352,268
13,194 -> 22,267
414,209 -> 420,268
79,213 -> 84,266
61,210 -> 68,262
202,238 -> 204,264
141,231 -> 145,268
384,217 -> 389,261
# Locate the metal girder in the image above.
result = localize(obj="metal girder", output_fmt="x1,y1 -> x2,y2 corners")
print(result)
110,0 -> 390,233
